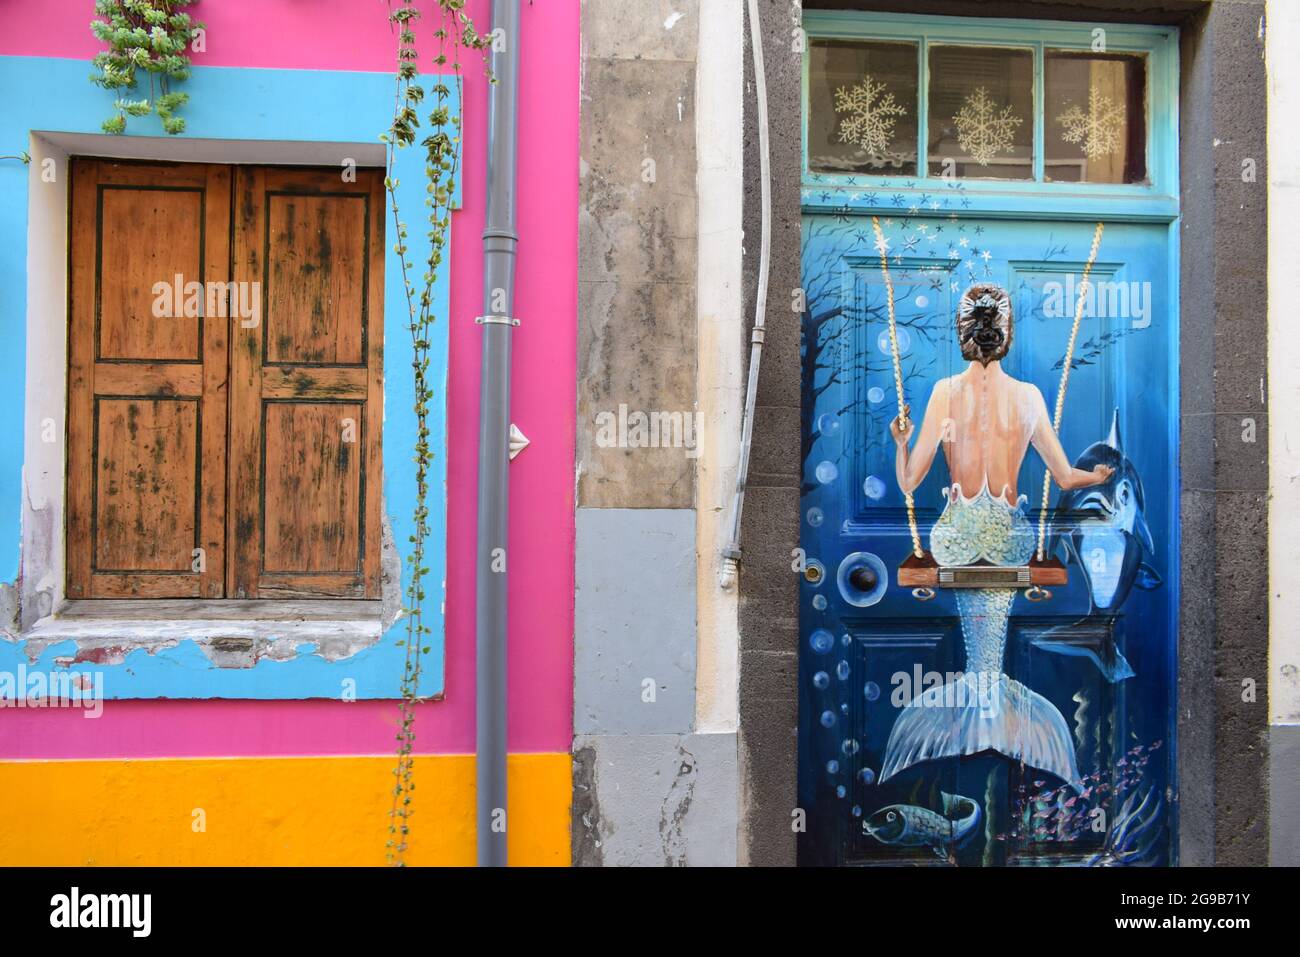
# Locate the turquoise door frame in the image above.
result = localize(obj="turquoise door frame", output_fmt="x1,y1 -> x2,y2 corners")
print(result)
797,13 -> 1181,866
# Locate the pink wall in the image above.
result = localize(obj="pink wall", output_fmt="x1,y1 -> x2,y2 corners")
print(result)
0,0 -> 577,757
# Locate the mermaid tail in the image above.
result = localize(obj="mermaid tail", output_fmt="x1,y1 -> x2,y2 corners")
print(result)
881,485 -> 1083,790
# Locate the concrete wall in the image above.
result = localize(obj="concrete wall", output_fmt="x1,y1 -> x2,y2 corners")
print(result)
1267,0 -> 1300,867
573,0 -> 742,865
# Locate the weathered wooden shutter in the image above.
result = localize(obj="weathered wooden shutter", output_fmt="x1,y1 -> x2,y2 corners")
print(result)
66,159 -> 231,599
229,167 -> 385,598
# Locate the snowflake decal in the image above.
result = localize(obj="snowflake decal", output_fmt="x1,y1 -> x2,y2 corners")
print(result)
834,76 -> 908,163
953,87 -> 1023,166
1056,88 -> 1126,159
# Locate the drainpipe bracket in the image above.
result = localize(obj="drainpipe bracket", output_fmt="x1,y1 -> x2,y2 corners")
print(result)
508,423 -> 531,460
476,314 -> 520,327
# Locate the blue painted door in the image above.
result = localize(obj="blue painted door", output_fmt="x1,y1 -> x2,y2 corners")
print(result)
798,209 -> 1179,865
797,10 -> 1181,868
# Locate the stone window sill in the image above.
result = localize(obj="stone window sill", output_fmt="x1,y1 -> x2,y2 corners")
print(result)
22,600 -> 387,668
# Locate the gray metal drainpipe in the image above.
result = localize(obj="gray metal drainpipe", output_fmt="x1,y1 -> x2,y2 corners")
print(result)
476,0 -> 521,868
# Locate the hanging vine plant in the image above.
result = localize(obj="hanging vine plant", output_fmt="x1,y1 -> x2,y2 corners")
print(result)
90,0 -> 205,134
384,0 -> 489,867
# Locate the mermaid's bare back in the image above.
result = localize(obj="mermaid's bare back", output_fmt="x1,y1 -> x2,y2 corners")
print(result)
936,373 -> 1040,503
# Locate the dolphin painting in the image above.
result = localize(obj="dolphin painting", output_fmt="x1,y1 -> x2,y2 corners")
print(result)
864,792 -> 982,858
1034,409 -> 1163,682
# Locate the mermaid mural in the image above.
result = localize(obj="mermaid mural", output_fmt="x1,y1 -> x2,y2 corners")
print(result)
881,285 -> 1114,791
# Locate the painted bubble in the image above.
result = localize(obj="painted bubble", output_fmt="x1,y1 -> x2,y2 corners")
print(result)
915,294 -> 930,308
812,671 -> 830,690
815,460 -> 839,484
842,738 -> 860,756
806,506 -> 824,528
864,681 -> 881,702
877,326 -> 912,356
826,760 -> 840,775
810,629 -> 835,654
817,413 -> 842,438
867,386 -> 885,404
836,785 -> 847,799
812,594 -> 827,611
841,633 -> 852,647
859,768 -> 876,785
863,476 -> 887,500
837,552 -> 888,608
852,805 -> 863,818
836,660 -> 851,681
820,710 -> 837,728
840,702 -> 850,715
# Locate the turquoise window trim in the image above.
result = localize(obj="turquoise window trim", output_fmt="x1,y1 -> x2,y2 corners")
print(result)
0,56 -> 455,699
802,11 -> 1180,223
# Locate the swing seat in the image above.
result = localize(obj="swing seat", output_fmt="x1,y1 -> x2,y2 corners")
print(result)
898,550 -> 1068,589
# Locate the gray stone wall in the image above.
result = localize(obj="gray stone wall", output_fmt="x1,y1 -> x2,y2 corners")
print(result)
737,0 -> 804,868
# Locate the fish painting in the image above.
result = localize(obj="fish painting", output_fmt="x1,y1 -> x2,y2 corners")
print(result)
864,791 -> 982,858
1034,409 -> 1163,682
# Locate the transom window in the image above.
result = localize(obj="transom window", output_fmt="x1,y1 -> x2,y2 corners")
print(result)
804,15 -> 1170,189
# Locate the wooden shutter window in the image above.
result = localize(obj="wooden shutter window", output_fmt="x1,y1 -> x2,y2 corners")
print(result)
66,160 -> 231,599
229,167 -> 385,599
66,160 -> 385,601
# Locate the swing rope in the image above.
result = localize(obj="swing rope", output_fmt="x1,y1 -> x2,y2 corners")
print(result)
1035,221 -> 1105,562
871,216 -> 924,560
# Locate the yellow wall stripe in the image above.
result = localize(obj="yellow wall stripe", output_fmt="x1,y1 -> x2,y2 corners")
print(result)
0,753 -> 571,866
